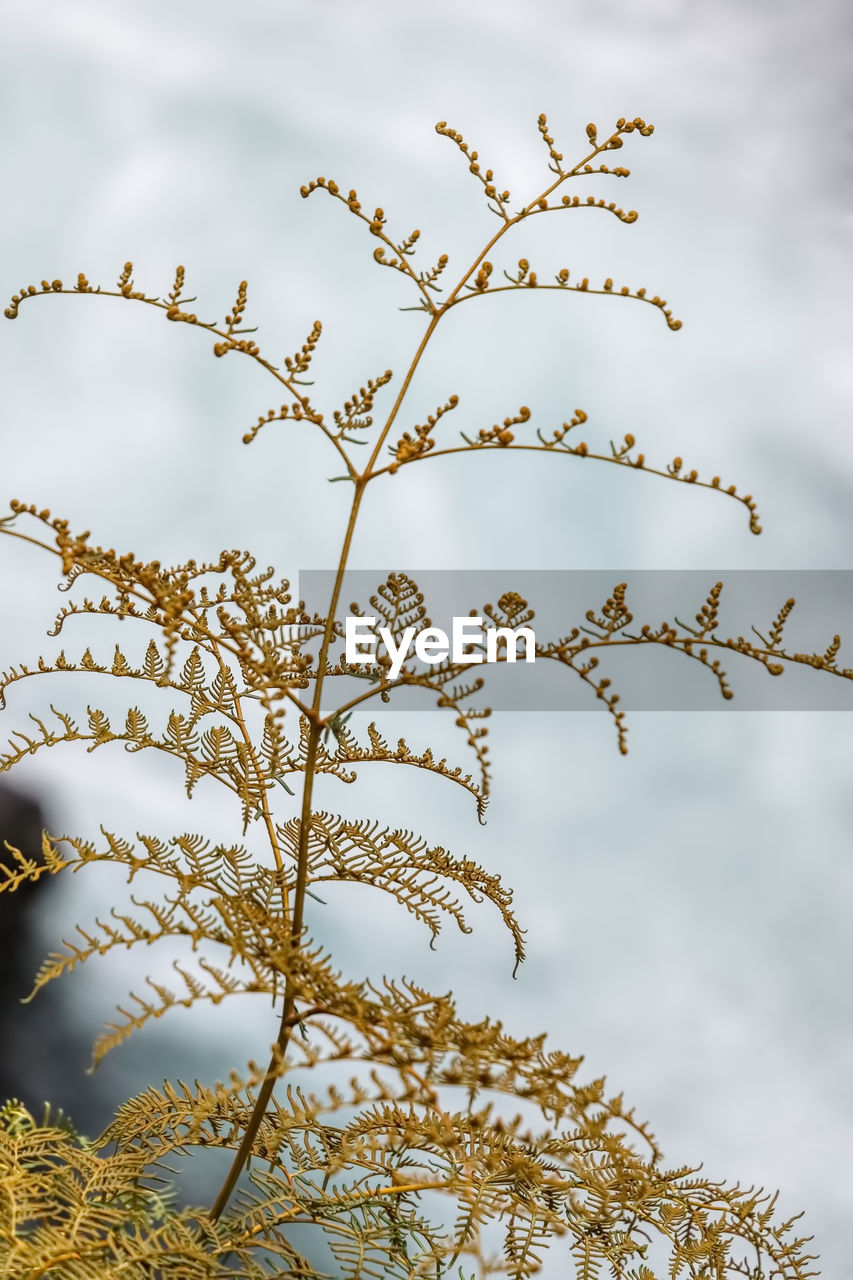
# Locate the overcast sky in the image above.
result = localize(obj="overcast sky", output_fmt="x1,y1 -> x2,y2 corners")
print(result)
2,1 -> 852,1273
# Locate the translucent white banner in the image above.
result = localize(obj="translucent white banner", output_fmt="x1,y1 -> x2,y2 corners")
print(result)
298,570 -> 853,711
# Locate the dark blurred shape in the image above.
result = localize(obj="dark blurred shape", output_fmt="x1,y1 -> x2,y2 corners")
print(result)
0,777 -> 54,1111
0,778 -> 160,1141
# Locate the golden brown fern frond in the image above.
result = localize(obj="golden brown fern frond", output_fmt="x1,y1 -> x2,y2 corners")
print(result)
94,983 -> 818,1280
1,110 -> 841,1280
0,1101 -> 251,1280
275,811 -> 525,970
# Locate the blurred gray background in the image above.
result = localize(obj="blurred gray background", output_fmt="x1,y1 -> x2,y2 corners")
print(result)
1,0 -> 851,1273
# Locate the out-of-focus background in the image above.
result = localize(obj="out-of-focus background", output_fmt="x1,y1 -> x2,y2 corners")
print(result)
1,0 -> 851,1272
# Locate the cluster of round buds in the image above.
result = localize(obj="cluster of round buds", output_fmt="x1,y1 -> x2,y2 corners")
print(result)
243,403 -> 291,444
436,121 -> 512,210
511,259 -> 537,285
5,282 -> 43,318
6,273 -> 102,317
111,262 -> 147,301
164,269 -> 197,323
692,582 -> 724,633
468,154 -> 512,205
496,592 -> 530,622
477,405 -> 530,446
300,176 -> 364,217
537,113 -> 563,168
612,432 -> 645,468
708,476 -> 761,532
558,193 -> 638,223
616,116 -> 654,136
668,456 -> 699,482
538,408 -> 589,452
213,336 -> 259,357
166,307 -> 199,325
484,181 -> 511,203
658,461 -> 759,533
435,121 -> 467,148
614,435 -> 640,471
225,281 -> 248,332
390,394 -> 458,473
333,369 -> 394,437
391,430 -> 435,469
471,261 -> 492,292
552,262 -> 683,328
10,499 -> 56,522
419,253 -> 450,294
284,320 -> 323,378
765,596 -> 797,648
242,397 -> 320,443
369,208 -> 387,235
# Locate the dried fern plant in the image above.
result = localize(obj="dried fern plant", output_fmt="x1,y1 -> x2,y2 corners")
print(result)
1,113 -> 846,1279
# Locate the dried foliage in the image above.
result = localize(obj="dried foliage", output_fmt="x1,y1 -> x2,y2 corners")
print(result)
0,113 -> 841,1278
